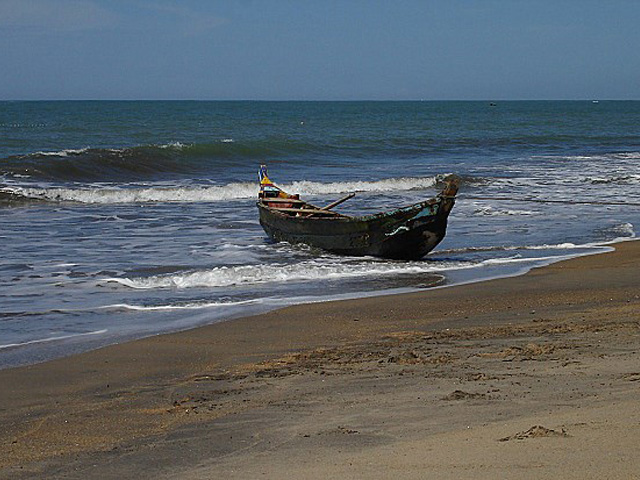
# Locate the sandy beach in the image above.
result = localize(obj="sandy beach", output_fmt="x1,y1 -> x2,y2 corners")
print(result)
1,240 -> 639,479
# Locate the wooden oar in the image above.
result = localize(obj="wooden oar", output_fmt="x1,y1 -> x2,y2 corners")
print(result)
269,207 -> 341,216
321,192 -> 355,211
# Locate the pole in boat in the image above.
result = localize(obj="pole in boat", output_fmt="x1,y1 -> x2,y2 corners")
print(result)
321,192 -> 356,211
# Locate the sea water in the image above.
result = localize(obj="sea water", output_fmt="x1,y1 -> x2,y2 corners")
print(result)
1,101 -> 638,368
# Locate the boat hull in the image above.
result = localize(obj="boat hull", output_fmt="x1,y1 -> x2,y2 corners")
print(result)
258,194 -> 456,260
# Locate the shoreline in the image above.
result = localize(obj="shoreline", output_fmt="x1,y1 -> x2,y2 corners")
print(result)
0,240 -> 621,371
1,239 -> 639,479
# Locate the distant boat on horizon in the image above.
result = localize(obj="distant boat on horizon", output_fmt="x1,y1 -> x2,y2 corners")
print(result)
592,100 -> 599,104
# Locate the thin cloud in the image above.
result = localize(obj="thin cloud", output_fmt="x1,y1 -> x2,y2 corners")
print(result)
0,0 -> 117,32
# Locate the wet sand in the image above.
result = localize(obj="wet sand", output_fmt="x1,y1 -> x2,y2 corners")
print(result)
1,240 -> 639,479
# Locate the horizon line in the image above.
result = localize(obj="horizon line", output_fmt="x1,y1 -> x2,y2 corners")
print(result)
1,98 -> 637,102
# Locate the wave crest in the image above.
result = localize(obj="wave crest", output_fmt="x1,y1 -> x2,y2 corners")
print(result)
0,139 -> 333,182
0,175 -> 446,205
104,260 -> 464,290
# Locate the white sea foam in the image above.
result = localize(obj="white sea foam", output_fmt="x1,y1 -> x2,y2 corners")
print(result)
2,183 -> 258,204
586,174 -> 640,184
616,152 -> 640,159
480,254 -> 568,266
288,176 -> 439,195
32,147 -> 90,157
526,242 -> 581,250
472,206 -> 538,216
533,152 -> 640,161
104,250 -> 578,291
435,242 -> 589,254
105,260 -> 469,290
98,300 -> 258,311
609,222 -> 635,238
2,176 -> 442,204
157,142 -> 189,149
0,329 -> 107,350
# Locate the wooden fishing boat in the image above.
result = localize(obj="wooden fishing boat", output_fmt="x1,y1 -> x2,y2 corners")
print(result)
256,166 -> 458,260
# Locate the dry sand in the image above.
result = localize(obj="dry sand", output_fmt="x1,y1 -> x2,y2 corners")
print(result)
1,240 -> 639,479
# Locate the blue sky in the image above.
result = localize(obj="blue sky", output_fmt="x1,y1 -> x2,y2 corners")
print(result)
1,0 -> 638,100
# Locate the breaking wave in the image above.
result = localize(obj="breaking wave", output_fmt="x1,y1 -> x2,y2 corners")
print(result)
0,140 -> 319,182
105,261 -> 465,290
1,144 -> 202,182
104,251 -> 576,291
0,175 -> 450,205
2,134 -> 587,184
0,138 -> 480,183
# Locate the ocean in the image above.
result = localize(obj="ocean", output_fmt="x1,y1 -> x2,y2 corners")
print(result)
1,101 -> 638,368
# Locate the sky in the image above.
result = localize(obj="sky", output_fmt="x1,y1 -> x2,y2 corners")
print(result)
1,0 -> 639,100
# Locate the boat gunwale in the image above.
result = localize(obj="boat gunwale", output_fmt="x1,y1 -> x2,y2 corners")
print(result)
257,194 -> 443,223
